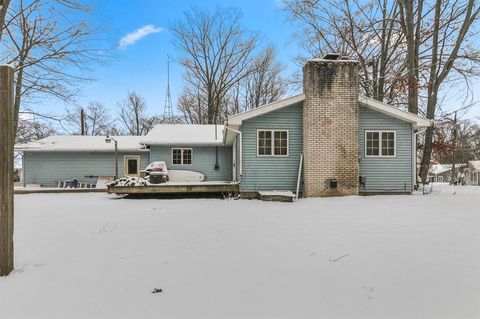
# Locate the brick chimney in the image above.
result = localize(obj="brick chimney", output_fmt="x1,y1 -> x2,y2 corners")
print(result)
302,56 -> 359,197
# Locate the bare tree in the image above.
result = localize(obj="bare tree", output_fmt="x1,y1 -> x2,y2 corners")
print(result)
0,0 -> 11,40
238,46 -> 287,112
65,102 -> 116,136
405,0 -> 480,181
284,0 -> 407,104
171,7 -> 260,124
0,0 -> 106,136
285,0 -> 480,183
117,91 -> 162,135
15,117 -> 56,144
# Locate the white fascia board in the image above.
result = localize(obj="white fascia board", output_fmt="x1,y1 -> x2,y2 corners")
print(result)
228,93 -> 305,126
359,96 -> 433,129
226,92 -> 432,129
141,141 -> 224,147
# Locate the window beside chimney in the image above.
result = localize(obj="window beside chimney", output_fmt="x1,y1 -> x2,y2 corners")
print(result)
257,130 -> 289,157
365,130 -> 396,157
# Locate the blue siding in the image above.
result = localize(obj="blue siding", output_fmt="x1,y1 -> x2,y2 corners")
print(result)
240,102 -> 303,192
149,145 -> 232,181
23,151 -> 150,187
359,104 -> 413,193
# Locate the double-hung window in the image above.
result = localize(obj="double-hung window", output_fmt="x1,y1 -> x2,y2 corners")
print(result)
257,130 -> 289,156
365,130 -> 396,157
172,148 -> 192,165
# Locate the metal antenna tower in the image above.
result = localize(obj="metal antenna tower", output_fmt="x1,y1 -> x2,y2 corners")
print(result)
163,55 -> 174,123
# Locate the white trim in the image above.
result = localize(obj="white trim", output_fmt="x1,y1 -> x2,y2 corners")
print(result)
364,130 -> 396,158
232,137 -> 237,182
256,129 -> 289,157
171,148 -> 193,165
224,126 -> 242,179
228,94 -> 305,126
226,93 -> 432,129
124,155 -> 141,177
359,96 -> 433,128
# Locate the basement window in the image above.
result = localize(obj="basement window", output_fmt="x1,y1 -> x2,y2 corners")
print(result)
257,130 -> 289,157
172,148 -> 193,165
365,130 -> 396,157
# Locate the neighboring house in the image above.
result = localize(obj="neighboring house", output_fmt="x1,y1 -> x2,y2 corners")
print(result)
15,56 -> 432,196
428,163 -> 468,184
428,164 -> 453,183
467,160 -> 480,186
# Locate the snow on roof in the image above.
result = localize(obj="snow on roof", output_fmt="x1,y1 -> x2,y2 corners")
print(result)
429,164 -> 452,175
429,163 -> 468,174
15,135 -> 148,152
141,124 -> 224,146
469,160 -> 480,172
227,93 -> 432,129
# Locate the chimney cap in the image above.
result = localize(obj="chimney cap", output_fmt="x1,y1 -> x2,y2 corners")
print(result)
323,53 -> 341,60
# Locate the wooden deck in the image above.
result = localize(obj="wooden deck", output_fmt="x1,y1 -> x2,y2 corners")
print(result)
107,181 -> 239,195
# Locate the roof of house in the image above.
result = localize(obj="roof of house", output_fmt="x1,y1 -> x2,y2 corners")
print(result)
141,124 -> 224,146
429,163 -> 468,175
227,93 -> 433,129
469,160 -> 480,172
15,135 -> 148,152
429,164 -> 452,175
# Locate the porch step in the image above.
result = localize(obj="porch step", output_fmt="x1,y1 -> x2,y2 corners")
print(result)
258,191 -> 295,202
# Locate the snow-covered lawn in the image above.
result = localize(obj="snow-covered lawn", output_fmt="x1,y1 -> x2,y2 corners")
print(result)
1,185 -> 479,319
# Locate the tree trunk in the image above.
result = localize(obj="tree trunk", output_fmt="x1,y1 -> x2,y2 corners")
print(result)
0,65 -> 15,276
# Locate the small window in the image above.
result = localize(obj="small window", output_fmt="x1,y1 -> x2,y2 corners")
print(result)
172,148 -> 193,165
257,130 -> 289,157
365,130 -> 396,157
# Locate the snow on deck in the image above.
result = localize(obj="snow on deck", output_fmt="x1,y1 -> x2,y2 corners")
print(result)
141,124 -> 224,146
1,185 -> 479,318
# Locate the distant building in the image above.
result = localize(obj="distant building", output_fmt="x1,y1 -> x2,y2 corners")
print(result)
467,160 -> 480,186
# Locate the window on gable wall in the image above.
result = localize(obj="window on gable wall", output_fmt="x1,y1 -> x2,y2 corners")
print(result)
365,131 -> 396,157
172,148 -> 192,165
257,130 -> 289,156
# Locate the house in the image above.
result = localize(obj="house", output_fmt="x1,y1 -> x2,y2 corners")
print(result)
467,160 -> 480,186
428,163 -> 469,184
428,164 -> 454,183
16,57 -> 432,197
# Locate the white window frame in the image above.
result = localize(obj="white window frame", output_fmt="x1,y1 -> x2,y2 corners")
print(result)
364,130 -> 396,158
124,155 -> 141,176
256,129 -> 289,157
171,148 -> 193,165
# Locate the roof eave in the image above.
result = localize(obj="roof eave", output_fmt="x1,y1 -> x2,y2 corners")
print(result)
228,93 -> 305,126
359,96 -> 433,129
141,142 -> 224,146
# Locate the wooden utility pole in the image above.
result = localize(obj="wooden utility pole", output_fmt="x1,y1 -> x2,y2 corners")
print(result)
80,108 -> 85,135
450,110 -> 458,184
0,65 -> 14,276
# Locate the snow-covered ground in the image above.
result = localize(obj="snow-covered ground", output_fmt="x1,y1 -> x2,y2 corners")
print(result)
1,185 -> 479,319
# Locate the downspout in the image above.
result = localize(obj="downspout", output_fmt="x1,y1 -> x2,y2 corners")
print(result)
296,152 -> 303,200
22,152 -> 25,187
413,127 -> 428,189
224,126 -> 242,180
